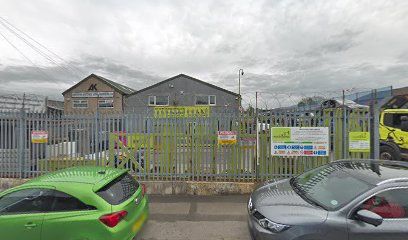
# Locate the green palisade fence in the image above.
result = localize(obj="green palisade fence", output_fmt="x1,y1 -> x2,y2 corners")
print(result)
0,108 -> 375,181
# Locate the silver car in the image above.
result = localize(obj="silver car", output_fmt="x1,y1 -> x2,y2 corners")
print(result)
248,160 -> 408,240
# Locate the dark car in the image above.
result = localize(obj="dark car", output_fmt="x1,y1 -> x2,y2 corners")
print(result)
248,160 -> 408,240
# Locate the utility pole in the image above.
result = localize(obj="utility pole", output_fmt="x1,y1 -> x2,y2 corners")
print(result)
22,92 -> 26,110
255,91 -> 259,180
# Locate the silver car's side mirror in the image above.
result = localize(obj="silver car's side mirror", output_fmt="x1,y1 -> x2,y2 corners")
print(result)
355,209 -> 383,227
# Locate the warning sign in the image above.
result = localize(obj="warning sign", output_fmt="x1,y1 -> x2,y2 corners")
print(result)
31,131 -> 48,143
349,132 -> 370,153
217,131 -> 237,145
271,127 -> 329,156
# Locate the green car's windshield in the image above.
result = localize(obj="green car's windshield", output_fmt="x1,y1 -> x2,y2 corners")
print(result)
291,164 -> 374,211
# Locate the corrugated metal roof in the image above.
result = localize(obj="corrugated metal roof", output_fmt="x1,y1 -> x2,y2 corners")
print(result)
47,99 -> 64,111
95,74 -> 135,95
0,94 -> 64,112
0,94 -> 46,111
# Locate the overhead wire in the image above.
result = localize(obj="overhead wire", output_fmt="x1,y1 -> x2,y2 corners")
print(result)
0,20 -> 75,77
0,30 -> 55,81
0,16 -> 83,75
0,17 -> 83,78
1,16 -> 84,76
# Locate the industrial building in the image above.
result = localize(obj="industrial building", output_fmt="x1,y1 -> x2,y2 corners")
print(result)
124,74 -> 240,115
62,73 -> 239,115
62,74 -> 135,114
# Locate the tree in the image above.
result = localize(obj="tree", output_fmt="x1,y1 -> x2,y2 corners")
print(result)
297,96 -> 326,108
245,104 -> 255,115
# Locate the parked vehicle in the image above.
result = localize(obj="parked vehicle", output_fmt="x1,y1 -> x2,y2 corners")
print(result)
380,109 -> 408,160
248,159 -> 408,240
321,97 -> 408,161
0,166 -> 148,240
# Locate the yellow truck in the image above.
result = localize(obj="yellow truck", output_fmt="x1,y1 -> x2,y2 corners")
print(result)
321,97 -> 408,160
380,109 -> 408,160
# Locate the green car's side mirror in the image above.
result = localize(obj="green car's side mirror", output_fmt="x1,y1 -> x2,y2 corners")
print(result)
356,210 -> 383,227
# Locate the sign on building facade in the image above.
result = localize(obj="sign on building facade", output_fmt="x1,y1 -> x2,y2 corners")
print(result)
71,92 -> 114,98
154,106 -> 210,118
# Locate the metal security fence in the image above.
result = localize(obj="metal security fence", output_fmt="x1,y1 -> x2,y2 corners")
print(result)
0,108 -> 377,181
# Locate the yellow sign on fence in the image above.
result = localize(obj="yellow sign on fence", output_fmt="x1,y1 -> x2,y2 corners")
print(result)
217,131 -> 237,145
154,106 -> 210,118
349,132 -> 370,153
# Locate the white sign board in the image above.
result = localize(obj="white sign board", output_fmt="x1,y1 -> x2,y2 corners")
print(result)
271,127 -> 329,156
217,131 -> 237,145
31,131 -> 48,143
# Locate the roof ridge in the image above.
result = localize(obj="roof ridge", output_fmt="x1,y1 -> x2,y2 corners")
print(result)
128,73 -> 239,96
92,74 -> 136,92
62,73 -> 135,95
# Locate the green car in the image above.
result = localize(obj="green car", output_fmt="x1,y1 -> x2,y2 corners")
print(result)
0,166 -> 148,240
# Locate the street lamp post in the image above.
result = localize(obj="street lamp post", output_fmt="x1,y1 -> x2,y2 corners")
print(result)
238,69 -> 244,108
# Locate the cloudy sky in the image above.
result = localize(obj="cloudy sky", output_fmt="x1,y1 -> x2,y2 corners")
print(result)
1,0 -> 408,107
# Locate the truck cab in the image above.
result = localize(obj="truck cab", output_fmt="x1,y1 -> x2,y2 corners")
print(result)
379,109 -> 408,160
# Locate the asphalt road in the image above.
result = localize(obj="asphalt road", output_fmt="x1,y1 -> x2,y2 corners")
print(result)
137,195 -> 251,240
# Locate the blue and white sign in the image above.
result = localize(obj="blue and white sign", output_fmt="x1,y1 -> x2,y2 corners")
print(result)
271,127 -> 329,157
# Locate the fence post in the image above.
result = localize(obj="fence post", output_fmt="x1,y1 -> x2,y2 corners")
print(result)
342,90 -> 347,159
94,111 -> 99,166
372,108 -> 380,159
17,108 -> 26,178
371,89 -> 380,159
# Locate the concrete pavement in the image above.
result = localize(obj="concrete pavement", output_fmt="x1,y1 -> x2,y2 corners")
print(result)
137,195 -> 251,240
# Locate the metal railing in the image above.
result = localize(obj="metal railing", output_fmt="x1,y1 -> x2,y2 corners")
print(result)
0,108 -> 376,181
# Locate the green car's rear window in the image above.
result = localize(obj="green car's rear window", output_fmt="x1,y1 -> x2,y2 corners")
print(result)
96,173 -> 139,205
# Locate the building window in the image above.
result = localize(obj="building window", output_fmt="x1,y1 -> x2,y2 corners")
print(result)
72,100 -> 88,108
195,95 -> 216,106
98,99 -> 114,108
209,95 -> 216,105
149,96 -> 155,105
148,96 -> 169,106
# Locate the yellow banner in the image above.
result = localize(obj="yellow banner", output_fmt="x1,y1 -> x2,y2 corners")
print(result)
154,106 -> 210,118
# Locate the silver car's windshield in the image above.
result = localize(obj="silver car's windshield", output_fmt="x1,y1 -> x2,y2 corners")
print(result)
291,164 -> 374,211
